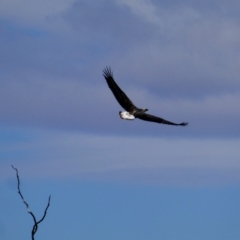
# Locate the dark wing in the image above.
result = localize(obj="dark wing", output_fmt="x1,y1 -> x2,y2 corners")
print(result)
136,113 -> 188,126
103,67 -> 137,112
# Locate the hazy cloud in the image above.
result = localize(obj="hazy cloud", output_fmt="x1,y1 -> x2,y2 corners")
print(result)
1,0 -> 240,137
1,130 -> 240,185
0,0 -> 74,28
1,0 -> 240,187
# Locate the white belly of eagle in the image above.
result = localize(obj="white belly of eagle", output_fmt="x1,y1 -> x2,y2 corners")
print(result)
119,111 -> 135,120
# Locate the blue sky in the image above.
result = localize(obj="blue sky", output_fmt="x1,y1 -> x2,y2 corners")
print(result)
1,0 -> 240,239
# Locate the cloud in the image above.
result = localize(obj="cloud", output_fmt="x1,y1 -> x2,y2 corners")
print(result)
1,130 -> 240,186
0,0 -> 74,28
61,0 -> 156,48
0,67 -> 239,137
117,0 -> 160,24
0,0 -> 240,137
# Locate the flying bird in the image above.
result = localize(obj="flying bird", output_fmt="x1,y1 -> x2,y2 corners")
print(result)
102,67 -> 188,126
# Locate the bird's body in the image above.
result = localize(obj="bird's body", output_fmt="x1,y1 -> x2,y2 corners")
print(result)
102,67 -> 188,126
119,111 -> 135,120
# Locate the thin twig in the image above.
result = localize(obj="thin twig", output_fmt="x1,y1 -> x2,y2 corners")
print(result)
11,165 -> 51,240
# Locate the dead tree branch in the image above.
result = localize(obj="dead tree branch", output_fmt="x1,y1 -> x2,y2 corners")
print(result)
11,165 -> 51,240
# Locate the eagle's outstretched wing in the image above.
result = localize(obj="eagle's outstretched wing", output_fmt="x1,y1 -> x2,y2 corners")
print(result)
103,67 -> 137,112
137,113 -> 188,126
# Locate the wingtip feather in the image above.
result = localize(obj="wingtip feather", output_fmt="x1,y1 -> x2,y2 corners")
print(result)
103,66 -> 113,79
179,122 -> 188,126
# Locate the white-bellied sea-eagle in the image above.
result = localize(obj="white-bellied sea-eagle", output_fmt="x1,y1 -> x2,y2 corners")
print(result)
103,67 -> 188,126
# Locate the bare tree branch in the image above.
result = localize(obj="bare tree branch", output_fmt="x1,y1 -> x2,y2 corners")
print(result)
11,165 -> 51,240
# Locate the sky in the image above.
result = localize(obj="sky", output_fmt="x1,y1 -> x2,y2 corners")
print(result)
1,0 -> 240,239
